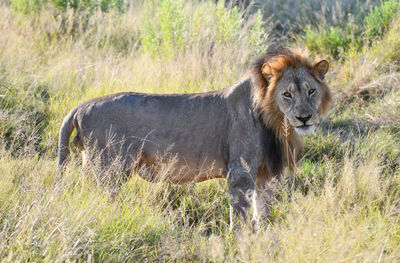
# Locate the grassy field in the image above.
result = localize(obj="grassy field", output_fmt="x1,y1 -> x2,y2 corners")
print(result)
0,0 -> 400,261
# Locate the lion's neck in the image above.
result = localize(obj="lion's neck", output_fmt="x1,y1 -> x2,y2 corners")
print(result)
280,125 -> 303,169
256,109 -> 302,170
258,115 -> 303,177
250,74 -> 303,172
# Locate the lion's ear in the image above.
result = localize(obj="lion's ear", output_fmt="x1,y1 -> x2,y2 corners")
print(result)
313,60 -> 329,80
261,63 -> 277,80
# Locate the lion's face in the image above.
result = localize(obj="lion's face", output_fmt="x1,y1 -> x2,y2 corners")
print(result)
273,60 -> 329,136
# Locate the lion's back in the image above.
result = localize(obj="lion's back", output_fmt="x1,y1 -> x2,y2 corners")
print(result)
73,91 -> 230,171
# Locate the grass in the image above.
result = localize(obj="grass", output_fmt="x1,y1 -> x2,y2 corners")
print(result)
0,0 -> 400,261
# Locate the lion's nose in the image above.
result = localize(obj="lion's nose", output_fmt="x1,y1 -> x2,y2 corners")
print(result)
296,115 -> 312,124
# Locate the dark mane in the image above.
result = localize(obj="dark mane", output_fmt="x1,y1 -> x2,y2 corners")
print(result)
259,118 -> 284,176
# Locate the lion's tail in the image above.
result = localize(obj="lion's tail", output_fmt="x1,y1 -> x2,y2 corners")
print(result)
57,109 -> 77,172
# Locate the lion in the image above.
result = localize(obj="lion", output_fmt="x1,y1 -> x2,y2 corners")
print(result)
58,48 -> 332,228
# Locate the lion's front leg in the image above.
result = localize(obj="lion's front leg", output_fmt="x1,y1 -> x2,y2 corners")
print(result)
227,163 -> 256,230
252,171 -> 275,231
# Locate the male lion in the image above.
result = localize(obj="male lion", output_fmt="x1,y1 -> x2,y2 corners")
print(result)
58,48 -> 332,228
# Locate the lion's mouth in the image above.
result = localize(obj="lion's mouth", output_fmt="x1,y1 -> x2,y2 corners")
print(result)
294,124 -> 316,136
296,124 -> 314,130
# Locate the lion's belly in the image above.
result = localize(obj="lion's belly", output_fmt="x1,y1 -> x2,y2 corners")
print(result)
142,154 -> 226,183
130,139 -> 228,183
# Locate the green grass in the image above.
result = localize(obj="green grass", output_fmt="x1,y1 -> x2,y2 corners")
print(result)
301,0 -> 400,59
1,0 -> 400,261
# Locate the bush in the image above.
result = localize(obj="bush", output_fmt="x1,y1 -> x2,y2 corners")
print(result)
303,25 -> 357,59
10,0 -> 126,14
365,0 -> 400,40
140,0 -> 188,58
301,0 -> 400,58
261,0 -> 380,39
140,0 -> 268,59
369,13 -> 400,62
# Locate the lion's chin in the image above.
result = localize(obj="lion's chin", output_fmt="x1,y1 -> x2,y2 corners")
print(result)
294,125 -> 316,136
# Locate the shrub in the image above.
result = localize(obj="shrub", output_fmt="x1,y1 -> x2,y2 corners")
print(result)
301,0 -> 400,58
10,0 -> 126,14
140,0 -> 268,59
140,0 -> 188,58
262,0 -> 380,39
369,13 -> 400,62
215,1 -> 241,45
303,25 -> 357,59
365,0 -> 400,40
247,10 -> 269,60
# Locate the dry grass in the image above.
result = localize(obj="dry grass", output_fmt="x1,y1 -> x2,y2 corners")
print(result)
1,141 -> 399,261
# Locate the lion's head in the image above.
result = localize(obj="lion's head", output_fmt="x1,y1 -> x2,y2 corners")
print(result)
251,48 -> 332,138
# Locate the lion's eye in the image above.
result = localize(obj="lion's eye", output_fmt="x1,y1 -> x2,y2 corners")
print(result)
308,89 -> 316,95
283,92 -> 292,98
